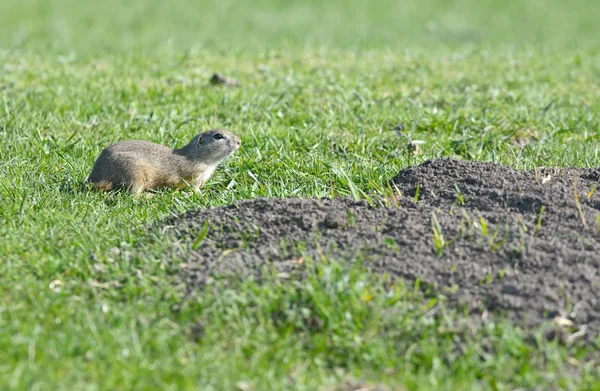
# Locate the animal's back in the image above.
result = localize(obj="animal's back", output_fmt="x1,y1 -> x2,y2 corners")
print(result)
103,140 -> 171,155
87,140 -> 172,190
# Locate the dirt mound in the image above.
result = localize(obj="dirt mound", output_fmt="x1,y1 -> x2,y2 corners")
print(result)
159,159 -> 600,336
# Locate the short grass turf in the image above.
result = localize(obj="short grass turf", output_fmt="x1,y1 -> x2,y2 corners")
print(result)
1,0 -> 600,389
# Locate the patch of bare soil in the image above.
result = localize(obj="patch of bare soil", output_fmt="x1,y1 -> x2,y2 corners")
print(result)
158,159 -> 600,337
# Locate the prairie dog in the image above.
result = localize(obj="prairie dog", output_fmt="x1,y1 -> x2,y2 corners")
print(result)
87,129 -> 240,195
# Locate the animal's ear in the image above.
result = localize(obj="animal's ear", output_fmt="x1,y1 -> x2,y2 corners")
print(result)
197,135 -> 204,146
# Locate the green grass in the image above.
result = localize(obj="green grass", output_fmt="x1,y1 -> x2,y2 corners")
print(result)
1,0 -> 600,389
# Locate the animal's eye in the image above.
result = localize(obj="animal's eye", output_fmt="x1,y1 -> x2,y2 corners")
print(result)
213,133 -> 225,140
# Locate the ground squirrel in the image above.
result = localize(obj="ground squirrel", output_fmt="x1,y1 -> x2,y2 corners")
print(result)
87,129 -> 241,195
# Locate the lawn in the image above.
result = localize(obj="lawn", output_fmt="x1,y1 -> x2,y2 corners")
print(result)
1,0 -> 599,389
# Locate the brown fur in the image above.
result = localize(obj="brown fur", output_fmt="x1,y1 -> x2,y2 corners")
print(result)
87,129 -> 240,195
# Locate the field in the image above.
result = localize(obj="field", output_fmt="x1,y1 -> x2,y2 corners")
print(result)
1,0 -> 600,389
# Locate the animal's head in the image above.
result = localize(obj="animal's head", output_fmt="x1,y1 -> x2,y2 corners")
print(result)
191,129 -> 241,164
